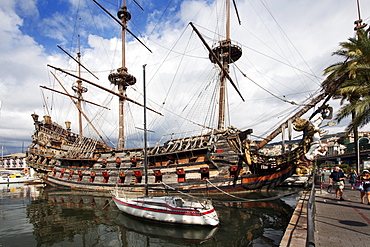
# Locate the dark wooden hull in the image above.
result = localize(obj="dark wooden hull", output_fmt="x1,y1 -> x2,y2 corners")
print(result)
28,118 -> 314,195
36,162 -> 296,195
241,165 -> 295,190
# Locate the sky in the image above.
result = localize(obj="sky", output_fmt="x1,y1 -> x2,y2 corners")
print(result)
0,0 -> 370,155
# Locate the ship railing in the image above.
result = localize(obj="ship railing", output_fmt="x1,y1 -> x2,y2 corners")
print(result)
150,135 -> 212,155
39,124 -> 73,141
66,136 -> 97,159
39,125 -> 57,135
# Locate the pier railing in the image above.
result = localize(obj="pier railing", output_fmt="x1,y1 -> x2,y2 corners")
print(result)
306,180 -> 315,247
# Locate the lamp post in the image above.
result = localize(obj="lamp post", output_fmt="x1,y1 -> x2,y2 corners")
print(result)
357,137 -> 370,173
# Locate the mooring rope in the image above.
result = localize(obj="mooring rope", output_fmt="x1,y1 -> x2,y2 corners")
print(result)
206,179 -> 303,203
160,182 -> 204,200
162,180 -> 303,203
205,179 -> 246,200
102,198 -> 114,210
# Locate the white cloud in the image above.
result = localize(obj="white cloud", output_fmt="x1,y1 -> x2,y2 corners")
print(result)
1,0 -> 369,154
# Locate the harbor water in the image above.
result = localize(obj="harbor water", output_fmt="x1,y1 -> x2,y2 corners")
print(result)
0,183 -> 301,246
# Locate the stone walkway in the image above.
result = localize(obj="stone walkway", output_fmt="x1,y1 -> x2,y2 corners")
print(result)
315,181 -> 370,246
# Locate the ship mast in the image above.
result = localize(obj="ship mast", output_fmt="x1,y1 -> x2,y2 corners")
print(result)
108,1 -> 137,149
210,0 -> 242,130
74,36 -> 85,136
77,51 -> 82,134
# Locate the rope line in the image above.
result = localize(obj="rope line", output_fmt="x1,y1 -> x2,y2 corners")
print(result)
206,179 -> 302,203
162,180 -> 303,204
160,182 -> 204,200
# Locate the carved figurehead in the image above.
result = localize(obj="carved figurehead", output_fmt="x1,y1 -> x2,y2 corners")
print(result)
295,105 -> 333,175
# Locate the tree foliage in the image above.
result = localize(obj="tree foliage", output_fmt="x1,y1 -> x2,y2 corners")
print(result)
322,27 -> 370,132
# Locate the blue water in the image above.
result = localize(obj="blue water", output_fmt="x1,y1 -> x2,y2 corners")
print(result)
0,183 -> 300,246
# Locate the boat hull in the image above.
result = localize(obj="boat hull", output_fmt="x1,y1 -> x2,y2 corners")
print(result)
112,196 -> 219,226
37,159 -> 295,194
241,165 -> 295,190
42,173 -> 247,194
28,115 -> 315,195
0,175 -> 35,184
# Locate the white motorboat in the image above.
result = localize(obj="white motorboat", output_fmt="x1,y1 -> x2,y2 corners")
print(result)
0,172 -> 35,184
112,194 -> 219,226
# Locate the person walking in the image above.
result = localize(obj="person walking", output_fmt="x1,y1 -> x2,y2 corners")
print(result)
360,170 -> 370,204
347,168 -> 358,189
329,166 -> 346,201
320,171 -> 326,189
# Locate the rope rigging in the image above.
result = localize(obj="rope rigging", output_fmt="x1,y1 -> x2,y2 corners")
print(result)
232,60 -> 315,107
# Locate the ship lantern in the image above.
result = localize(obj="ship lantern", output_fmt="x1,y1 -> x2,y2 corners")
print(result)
65,121 -> 71,131
31,113 -> 39,122
43,115 -> 51,124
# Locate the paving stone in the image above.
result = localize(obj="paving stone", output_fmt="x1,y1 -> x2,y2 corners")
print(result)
280,177 -> 370,246
315,181 -> 370,247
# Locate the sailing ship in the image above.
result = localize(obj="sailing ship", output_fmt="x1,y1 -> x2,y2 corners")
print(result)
27,0 -> 332,195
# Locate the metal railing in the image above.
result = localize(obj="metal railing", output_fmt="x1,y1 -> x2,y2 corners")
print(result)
306,177 -> 316,247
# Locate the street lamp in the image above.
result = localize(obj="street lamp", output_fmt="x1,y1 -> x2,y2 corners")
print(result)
357,137 -> 370,173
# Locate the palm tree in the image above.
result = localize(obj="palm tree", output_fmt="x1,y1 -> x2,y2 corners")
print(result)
322,27 -> 370,131
322,26 -> 370,173
335,78 -> 370,130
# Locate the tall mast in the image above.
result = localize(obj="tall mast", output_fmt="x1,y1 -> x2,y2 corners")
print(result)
143,64 -> 148,197
77,36 -> 83,135
226,0 -> 230,40
71,35 -> 87,136
210,0 -> 242,130
108,1 -> 137,149
354,0 -> 367,31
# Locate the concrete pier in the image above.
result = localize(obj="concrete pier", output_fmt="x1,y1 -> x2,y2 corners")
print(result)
280,180 -> 370,246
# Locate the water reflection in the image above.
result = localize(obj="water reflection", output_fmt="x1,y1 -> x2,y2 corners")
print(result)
1,185 -> 300,246
27,188 -> 120,246
215,196 -> 296,246
115,213 -> 218,245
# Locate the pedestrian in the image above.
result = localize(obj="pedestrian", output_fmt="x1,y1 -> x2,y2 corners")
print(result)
360,170 -> 370,204
329,166 -> 346,201
347,168 -> 358,189
320,172 -> 326,189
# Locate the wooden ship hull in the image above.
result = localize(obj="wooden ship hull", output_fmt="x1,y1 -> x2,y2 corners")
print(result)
27,114 -> 317,194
